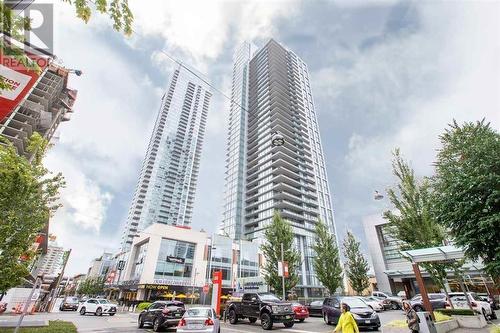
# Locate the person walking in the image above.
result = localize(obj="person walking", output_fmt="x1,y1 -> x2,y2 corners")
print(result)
333,303 -> 359,333
403,301 -> 420,333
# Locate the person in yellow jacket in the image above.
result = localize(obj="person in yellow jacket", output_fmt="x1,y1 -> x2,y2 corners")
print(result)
333,303 -> 359,333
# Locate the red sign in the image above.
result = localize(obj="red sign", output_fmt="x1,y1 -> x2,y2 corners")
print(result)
202,284 -> 209,294
283,261 -> 289,278
211,271 -> 222,316
0,51 -> 49,121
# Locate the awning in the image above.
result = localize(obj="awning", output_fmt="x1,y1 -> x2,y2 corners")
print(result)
400,245 -> 464,263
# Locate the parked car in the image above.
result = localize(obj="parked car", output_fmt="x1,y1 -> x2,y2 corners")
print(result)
366,296 -> 386,311
322,296 -> 380,331
449,292 -> 496,320
409,293 -> 447,312
291,303 -> 309,322
478,293 -> 499,310
177,307 -> 220,333
60,296 -> 79,311
397,290 -> 408,299
372,291 -> 402,310
359,297 -> 383,312
78,299 -> 117,316
226,292 -> 295,330
138,300 -> 186,332
306,300 -> 324,317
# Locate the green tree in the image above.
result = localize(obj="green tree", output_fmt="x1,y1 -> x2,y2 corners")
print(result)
383,149 -> 456,303
432,120 -> 500,280
0,133 -> 64,293
77,277 -> 105,297
0,0 -> 134,89
261,212 -> 301,298
343,231 -> 370,295
312,220 -> 343,295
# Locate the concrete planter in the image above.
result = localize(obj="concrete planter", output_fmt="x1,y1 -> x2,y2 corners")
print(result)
454,314 -> 487,328
435,319 -> 458,333
381,327 -> 406,333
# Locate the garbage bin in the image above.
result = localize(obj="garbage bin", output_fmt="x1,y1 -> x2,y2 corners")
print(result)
416,312 -> 437,333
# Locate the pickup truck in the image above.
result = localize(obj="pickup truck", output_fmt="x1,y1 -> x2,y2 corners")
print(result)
226,292 -> 295,330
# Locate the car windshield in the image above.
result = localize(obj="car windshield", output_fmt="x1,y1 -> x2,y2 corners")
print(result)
411,295 -> 422,301
342,297 -> 368,308
67,297 -> 79,303
470,294 -> 482,301
186,308 -> 211,317
98,300 -> 110,304
259,293 -> 281,302
312,301 -> 323,306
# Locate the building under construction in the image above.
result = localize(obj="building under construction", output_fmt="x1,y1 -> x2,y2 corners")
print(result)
0,63 -> 78,157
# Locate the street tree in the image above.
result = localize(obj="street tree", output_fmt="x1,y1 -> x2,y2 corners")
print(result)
77,277 -> 105,297
383,149 -> 455,304
312,220 -> 343,295
0,0 -> 134,89
0,134 -> 64,293
432,120 -> 500,280
261,212 -> 301,297
343,231 -> 370,295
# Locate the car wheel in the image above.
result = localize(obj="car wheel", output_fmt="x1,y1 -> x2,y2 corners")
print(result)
284,321 -> 294,328
324,313 -> 332,325
79,307 -> 86,315
391,302 -> 399,310
96,307 -> 102,316
138,315 -> 144,328
248,317 -> 257,323
109,313 -> 115,316
228,309 -> 238,324
261,312 -> 273,330
153,317 -> 162,332
298,318 -> 305,322
482,309 -> 488,321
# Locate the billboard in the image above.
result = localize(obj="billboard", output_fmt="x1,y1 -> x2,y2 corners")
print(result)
0,51 -> 49,121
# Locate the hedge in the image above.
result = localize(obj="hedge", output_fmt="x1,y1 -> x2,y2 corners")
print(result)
435,308 -> 475,316
0,321 -> 77,333
137,302 -> 152,311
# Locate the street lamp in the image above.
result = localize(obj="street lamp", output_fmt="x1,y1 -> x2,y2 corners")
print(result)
67,69 -> 83,76
374,190 -> 384,200
271,131 -> 285,147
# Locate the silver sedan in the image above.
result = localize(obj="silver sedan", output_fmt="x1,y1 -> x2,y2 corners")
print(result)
176,307 -> 220,333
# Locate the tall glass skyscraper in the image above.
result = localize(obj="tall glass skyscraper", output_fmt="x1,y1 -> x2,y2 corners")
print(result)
221,40 -> 337,296
121,66 -> 212,251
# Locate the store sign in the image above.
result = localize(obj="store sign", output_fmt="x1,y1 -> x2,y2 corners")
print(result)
122,279 -> 139,286
153,278 -> 199,287
236,277 -> 268,293
166,256 -> 185,264
117,260 -> 125,270
144,284 -> 169,290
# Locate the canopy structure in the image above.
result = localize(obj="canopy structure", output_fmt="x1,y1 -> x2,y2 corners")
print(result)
400,245 -> 465,263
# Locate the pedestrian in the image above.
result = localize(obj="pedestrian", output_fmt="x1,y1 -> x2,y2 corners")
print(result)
333,303 -> 359,333
403,301 -> 420,333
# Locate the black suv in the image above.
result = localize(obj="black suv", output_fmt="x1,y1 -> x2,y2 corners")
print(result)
138,300 -> 185,332
322,296 -> 380,331
226,292 -> 295,330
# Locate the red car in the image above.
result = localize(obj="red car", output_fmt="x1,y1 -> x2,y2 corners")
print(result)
291,303 -> 309,322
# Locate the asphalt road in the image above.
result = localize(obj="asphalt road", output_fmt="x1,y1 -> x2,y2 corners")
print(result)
2,310 -> 498,332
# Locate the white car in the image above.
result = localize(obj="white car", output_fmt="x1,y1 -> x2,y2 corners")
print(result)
359,297 -> 383,312
449,292 -> 494,320
78,298 -> 117,316
177,307 -> 220,333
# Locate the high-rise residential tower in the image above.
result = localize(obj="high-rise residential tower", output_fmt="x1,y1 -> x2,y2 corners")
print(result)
221,40 -> 337,296
121,66 -> 212,251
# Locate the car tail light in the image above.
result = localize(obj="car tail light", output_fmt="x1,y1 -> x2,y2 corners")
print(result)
162,308 -> 170,315
177,318 -> 186,327
205,318 -> 214,326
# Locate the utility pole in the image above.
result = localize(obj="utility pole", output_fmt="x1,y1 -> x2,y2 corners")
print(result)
281,243 -> 285,301
14,276 -> 41,333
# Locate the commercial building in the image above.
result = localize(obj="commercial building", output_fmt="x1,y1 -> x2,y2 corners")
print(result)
117,224 -> 261,302
0,62 -> 78,157
87,252 -> 114,278
220,39 -> 338,296
363,214 -> 494,296
121,66 -> 212,252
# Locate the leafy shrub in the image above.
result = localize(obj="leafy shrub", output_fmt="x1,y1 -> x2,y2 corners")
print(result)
435,308 -> 475,316
490,326 -> 500,333
434,311 -> 452,322
137,302 -> 152,311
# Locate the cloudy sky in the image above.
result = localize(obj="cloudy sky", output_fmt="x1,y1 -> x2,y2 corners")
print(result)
42,0 -> 500,275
